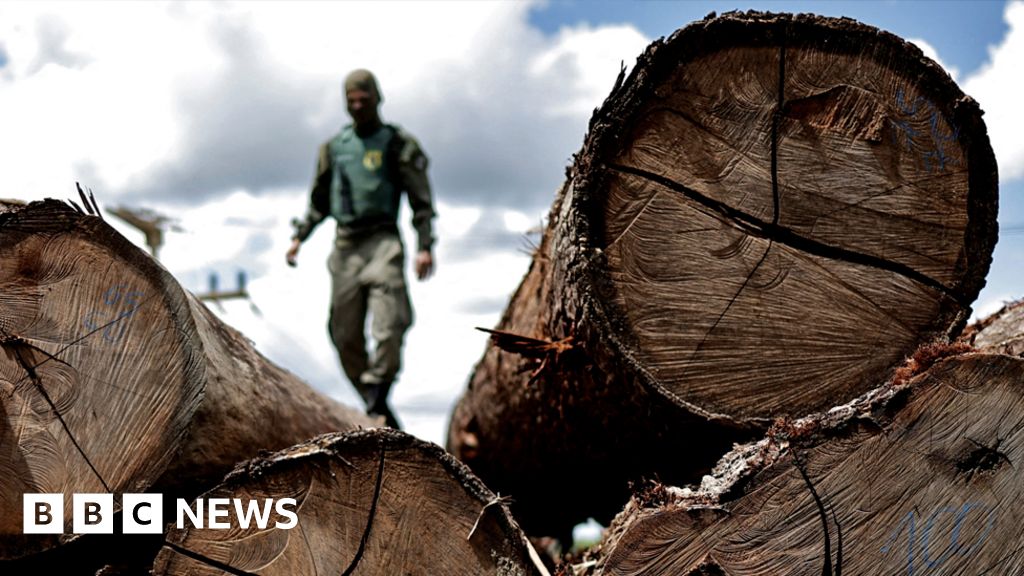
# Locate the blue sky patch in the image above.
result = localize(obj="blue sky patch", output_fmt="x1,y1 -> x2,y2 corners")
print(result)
528,0 -> 1008,79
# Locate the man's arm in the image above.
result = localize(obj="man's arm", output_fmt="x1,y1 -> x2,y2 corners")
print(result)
396,130 -> 437,279
287,143 -> 332,267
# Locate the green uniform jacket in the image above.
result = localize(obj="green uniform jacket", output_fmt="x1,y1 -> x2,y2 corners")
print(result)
292,123 -> 436,252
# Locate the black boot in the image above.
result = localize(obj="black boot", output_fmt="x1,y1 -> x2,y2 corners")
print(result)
366,382 -> 401,429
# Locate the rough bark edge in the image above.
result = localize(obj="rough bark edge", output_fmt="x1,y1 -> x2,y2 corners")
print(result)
568,10 -> 998,423
162,428 -> 550,576
964,299 -> 1024,336
961,297 -> 1024,355
582,344 -> 979,575
0,199 -> 27,214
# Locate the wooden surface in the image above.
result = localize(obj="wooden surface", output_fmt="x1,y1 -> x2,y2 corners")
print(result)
449,187 -> 757,540
0,200 -> 371,561
584,11 -> 997,420
964,299 -> 1024,357
598,354 -> 1024,576
0,200 -> 204,558
153,429 -> 549,576
449,11 -> 998,540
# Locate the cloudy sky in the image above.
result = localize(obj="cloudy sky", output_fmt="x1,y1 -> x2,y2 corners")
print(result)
1,1 -> 1021,446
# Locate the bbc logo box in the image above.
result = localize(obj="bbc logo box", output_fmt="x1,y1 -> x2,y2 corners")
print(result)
23,493 -> 164,535
22,493 -> 297,534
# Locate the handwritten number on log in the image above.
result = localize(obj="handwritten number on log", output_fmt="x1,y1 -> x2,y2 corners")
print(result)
83,284 -> 145,343
881,503 -> 996,574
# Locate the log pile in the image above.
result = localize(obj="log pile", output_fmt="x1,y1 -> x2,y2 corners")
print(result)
1,8 -> 1014,576
448,10 -> 998,542
152,428 -> 548,576
594,352 -> 1024,575
0,201 -> 545,574
0,199 -> 373,563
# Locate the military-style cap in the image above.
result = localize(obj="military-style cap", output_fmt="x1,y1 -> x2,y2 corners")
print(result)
343,69 -> 383,102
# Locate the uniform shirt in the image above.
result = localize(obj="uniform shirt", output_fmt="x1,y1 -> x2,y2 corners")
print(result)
293,123 -> 436,252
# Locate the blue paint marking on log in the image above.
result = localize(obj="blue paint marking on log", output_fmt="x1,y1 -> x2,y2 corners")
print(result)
82,285 -> 146,343
880,503 -> 996,574
891,88 -> 961,174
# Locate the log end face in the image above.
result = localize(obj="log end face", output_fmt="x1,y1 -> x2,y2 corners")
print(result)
154,429 -> 545,576
600,354 -> 1024,575
0,201 -> 204,557
572,10 -> 997,424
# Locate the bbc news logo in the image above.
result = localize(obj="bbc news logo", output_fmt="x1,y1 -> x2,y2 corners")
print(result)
23,494 -> 298,534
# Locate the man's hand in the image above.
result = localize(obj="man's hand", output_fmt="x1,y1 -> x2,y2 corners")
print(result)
286,238 -> 301,267
415,250 -> 434,280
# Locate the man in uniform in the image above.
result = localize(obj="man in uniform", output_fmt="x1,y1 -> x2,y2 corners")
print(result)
286,69 -> 436,429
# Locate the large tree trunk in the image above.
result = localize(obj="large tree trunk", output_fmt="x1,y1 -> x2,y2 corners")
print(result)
449,11 -> 998,539
152,428 -> 550,576
593,352 -> 1023,575
0,199 -> 372,560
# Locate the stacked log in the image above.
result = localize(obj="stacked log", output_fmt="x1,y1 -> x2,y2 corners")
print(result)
152,429 -> 549,576
592,352 -> 1023,575
0,200 -> 373,564
1,199 -> 546,575
0,8 -> 1011,574
448,10 -> 998,541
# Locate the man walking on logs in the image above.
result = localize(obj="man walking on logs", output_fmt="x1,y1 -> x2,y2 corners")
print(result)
287,69 -> 436,429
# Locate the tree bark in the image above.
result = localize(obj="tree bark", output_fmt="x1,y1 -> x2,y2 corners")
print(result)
962,299 -> 1024,357
448,11 -> 998,540
152,428 -> 550,576
593,353 -> 1023,575
0,199 -> 373,560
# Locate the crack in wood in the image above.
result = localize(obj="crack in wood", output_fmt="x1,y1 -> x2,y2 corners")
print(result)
2,291 -> 159,387
164,541 -> 258,576
691,241 -> 773,359
831,506 -> 843,576
794,455 -> 842,576
607,163 -> 962,305
0,294 -> 158,495
7,341 -> 111,492
341,439 -> 387,576
771,23 -> 786,227
2,327 -> 156,403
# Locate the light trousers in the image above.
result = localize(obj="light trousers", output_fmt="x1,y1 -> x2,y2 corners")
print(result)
327,230 -> 412,406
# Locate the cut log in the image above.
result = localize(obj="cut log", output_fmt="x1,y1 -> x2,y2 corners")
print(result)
962,298 -> 1024,356
449,11 -> 998,539
594,353 -> 1024,576
0,199 -> 373,560
152,428 -> 550,576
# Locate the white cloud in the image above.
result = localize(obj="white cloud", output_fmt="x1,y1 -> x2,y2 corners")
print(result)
963,0 -> 1024,181
502,209 -> 535,233
0,2 -> 649,208
531,23 -> 647,117
0,2 -> 218,193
